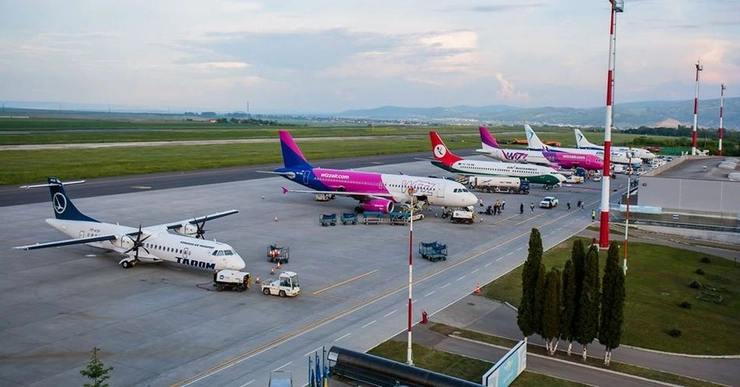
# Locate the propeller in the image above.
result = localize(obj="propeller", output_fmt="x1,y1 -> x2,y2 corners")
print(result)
123,225 -> 151,261
194,217 -> 208,239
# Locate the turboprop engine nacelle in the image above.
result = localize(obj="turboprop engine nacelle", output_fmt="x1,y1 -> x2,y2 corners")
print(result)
171,224 -> 199,236
361,198 -> 394,214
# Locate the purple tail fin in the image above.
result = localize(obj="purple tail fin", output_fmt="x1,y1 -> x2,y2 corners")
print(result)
479,126 -> 501,148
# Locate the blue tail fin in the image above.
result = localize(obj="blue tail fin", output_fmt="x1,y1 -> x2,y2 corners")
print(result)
279,130 -> 313,170
44,177 -> 98,222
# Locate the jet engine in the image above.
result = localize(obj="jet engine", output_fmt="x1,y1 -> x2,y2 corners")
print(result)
359,198 -> 394,213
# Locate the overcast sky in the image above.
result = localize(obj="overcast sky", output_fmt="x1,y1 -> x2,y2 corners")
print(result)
1,0 -> 738,113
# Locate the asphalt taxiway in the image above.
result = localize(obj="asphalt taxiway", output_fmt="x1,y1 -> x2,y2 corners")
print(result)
0,157 -> 616,386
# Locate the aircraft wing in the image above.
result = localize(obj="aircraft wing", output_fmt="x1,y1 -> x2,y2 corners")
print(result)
14,234 -> 118,250
162,209 -> 239,231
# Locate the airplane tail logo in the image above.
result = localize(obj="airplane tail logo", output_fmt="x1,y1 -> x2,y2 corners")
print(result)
278,130 -> 313,170
479,126 -> 501,148
524,124 -> 545,149
45,177 -> 98,222
429,132 -> 463,166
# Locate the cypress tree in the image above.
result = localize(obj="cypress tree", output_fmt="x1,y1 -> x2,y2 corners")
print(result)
576,245 -> 601,361
599,242 -> 626,365
532,263 -> 547,336
542,268 -> 562,355
561,259 -> 577,355
517,228 -> 543,337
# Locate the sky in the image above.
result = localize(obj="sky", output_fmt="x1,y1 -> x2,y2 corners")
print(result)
1,0 -> 739,113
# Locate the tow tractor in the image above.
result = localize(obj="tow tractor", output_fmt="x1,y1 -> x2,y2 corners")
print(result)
441,206 -> 476,224
261,271 -> 301,297
213,269 -> 251,292
267,244 -> 290,264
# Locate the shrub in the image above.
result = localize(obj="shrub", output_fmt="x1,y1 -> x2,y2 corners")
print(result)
668,329 -> 682,338
689,279 -> 702,289
695,268 -> 705,275
700,257 -> 711,264
679,301 -> 692,309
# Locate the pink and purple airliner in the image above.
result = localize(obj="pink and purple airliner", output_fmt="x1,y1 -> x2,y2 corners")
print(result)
477,126 -> 603,171
273,130 -> 478,213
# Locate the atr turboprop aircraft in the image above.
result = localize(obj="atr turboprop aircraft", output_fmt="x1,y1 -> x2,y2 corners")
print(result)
524,125 -> 641,169
574,128 -> 655,160
271,130 -> 479,213
477,126 -> 603,171
14,177 -> 246,271
430,131 -> 566,187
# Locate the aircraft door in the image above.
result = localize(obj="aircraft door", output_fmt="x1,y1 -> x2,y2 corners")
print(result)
436,183 -> 446,199
302,170 -> 313,186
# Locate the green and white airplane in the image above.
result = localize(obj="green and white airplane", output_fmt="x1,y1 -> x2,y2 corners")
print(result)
430,131 -> 566,188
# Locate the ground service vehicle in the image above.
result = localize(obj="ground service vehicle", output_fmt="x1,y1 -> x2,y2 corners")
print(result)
261,271 -> 300,297
269,371 -> 293,387
267,244 -> 290,264
341,212 -> 358,225
319,213 -> 337,226
213,270 -> 251,292
539,197 -> 559,208
466,176 -> 530,194
441,206 -> 476,224
419,241 -> 448,261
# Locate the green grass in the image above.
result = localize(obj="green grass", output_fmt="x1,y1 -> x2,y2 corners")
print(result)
482,237 -> 740,355
367,341 -> 588,386
426,323 -> 724,387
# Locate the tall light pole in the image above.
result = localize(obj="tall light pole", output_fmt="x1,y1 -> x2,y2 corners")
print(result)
600,0 -> 623,249
406,188 -> 415,366
623,150 -> 632,275
691,60 -> 703,156
719,84 -> 726,156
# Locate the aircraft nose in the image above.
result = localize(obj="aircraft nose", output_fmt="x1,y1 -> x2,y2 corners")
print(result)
231,255 -> 246,271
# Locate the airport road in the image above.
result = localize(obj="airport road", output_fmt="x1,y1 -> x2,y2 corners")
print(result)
0,157 -> 621,387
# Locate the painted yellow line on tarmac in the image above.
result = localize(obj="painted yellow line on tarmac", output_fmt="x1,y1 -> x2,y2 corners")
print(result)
312,269 -> 377,295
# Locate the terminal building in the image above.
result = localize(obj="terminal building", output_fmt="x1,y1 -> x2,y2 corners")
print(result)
616,156 -> 740,242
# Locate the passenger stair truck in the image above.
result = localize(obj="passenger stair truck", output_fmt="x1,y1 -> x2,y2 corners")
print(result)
261,271 -> 301,297
213,269 -> 251,292
466,176 -> 530,194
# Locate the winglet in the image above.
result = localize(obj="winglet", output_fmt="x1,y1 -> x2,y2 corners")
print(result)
479,126 -> 501,149
281,186 -> 290,194
429,131 -> 464,166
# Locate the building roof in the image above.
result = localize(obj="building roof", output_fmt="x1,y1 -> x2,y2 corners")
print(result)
643,156 -> 740,182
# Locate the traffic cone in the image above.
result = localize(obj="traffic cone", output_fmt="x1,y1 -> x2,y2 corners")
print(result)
274,215 -> 279,222
475,283 -> 482,294
255,276 -> 261,284
276,262 -> 282,270
270,267 -> 275,275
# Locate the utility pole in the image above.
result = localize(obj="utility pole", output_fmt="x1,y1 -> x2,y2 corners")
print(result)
691,60 -> 703,156
719,84 -> 725,156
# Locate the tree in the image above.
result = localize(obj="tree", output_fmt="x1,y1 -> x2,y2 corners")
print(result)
599,242 -> 626,365
80,346 -> 113,387
560,259 -> 577,355
541,268 -> 562,355
532,263 -> 547,336
517,228 -> 543,337
570,239 -> 586,351
576,246 -> 600,361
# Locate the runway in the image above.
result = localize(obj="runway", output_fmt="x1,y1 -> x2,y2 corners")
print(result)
0,156 -> 616,386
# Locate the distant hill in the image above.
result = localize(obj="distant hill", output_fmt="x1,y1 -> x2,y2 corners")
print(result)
338,98 -> 740,129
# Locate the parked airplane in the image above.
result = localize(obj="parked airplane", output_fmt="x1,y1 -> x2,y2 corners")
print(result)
430,131 -> 566,187
14,177 -> 246,271
574,128 -> 655,160
477,126 -> 603,171
525,125 -> 641,169
271,130 -> 479,213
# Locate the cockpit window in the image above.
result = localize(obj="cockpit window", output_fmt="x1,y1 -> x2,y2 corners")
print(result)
224,250 -> 234,256
212,250 -> 224,256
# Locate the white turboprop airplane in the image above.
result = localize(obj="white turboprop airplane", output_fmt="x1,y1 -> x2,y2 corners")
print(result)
525,125 -> 641,169
574,128 -> 655,160
14,177 -> 246,271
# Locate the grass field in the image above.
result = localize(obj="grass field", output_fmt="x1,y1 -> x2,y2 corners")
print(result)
367,341 -> 588,387
482,237 -> 740,355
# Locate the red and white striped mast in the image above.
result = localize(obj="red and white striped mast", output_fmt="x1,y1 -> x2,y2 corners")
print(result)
600,0 -> 623,249
719,84 -> 726,156
691,60 -> 703,156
